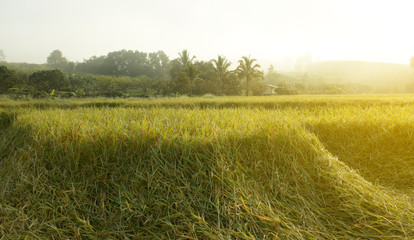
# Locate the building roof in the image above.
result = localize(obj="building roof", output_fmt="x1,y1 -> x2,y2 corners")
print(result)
266,84 -> 279,89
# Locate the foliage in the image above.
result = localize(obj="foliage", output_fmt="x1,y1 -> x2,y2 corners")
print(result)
28,69 -> 67,93
170,69 -> 190,94
76,55 -> 106,75
170,50 -> 199,95
0,66 -> 18,93
236,56 -> 263,96
148,50 -> 170,79
221,72 -> 241,95
211,56 -> 234,95
47,50 -> 69,69
186,62 -> 200,96
250,79 -> 268,96
6,50 -> 414,97
193,61 -> 215,95
76,49 -> 170,78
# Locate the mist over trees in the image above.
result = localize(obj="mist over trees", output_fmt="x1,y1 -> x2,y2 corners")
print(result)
1,49 -> 414,98
47,50 -> 67,69
75,50 -> 170,79
0,49 -> 5,62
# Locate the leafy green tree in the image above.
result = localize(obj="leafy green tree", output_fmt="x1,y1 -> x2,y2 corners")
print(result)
171,70 -> 189,94
68,74 -> 96,95
104,50 -> 149,77
222,72 -> 241,95
47,50 -> 69,70
77,50 -> 168,79
94,75 -> 123,97
66,61 -> 76,73
29,69 -> 67,93
76,55 -> 106,75
236,56 -> 263,96
250,80 -> 268,96
192,61 -> 215,95
0,66 -> 17,93
148,51 -> 170,79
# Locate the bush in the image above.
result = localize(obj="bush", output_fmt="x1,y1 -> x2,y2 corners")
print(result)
28,69 -> 67,93
0,66 -> 18,93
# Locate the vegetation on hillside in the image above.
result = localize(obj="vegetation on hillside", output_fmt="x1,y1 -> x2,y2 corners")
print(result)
1,50 -> 414,98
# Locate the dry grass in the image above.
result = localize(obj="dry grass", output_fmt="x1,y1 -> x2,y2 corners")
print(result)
0,95 -> 414,239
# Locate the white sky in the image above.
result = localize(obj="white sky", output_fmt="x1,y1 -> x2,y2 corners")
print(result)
1,0 -> 413,67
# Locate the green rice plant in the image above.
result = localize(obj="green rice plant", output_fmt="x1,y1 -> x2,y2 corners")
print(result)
0,108 -> 16,129
2,94 -> 414,111
297,105 -> 414,193
0,104 -> 413,239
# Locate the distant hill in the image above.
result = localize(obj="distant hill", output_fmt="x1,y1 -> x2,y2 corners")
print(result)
307,61 -> 413,86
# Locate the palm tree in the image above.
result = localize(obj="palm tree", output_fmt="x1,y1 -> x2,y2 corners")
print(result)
186,62 -> 200,96
178,49 -> 195,68
176,50 -> 199,96
236,56 -> 262,96
211,56 -> 231,95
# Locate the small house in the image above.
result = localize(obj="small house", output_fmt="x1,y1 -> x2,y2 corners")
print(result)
263,84 -> 279,95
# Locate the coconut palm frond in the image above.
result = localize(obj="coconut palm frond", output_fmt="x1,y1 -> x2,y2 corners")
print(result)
236,56 -> 262,96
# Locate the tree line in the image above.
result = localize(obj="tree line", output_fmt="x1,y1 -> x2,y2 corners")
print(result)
2,49 -> 413,98
0,49 -> 268,98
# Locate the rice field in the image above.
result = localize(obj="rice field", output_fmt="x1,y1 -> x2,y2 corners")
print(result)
1,95 -> 414,239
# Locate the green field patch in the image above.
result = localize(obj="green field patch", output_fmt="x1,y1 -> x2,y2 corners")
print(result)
1,106 -> 413,239
0,108 -> 17,129
301,105 -> 414,193
2,94 -> 414,111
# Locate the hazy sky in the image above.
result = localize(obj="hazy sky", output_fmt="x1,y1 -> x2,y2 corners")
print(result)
1,0 -> 413,66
